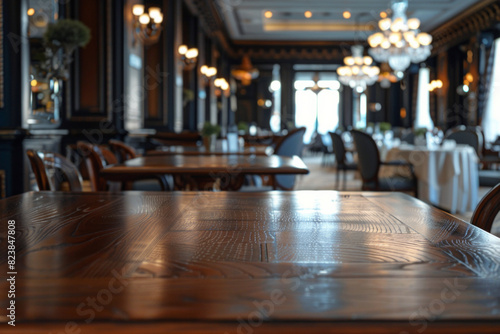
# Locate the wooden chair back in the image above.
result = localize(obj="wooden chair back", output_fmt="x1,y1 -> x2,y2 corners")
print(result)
77,141 -> 108,191
109,139 -> 137,162
471,183 -> 500,233
27,150 -> 83,191
27,149 -> 51,191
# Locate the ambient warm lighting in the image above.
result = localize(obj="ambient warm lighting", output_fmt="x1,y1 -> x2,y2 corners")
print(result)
178,45 -> 198,59
264,11 -> 273,19
428,79 -> 443,91
343,11 -> 351,19
231,56 -> 259,86
367,0 -> 432,72
27,8 -> 35,16
337,45 -> 380,93
30,79 -> 38,87
380,11 -> 387,19
214,78 -> 230,96
179,45 -> 198,67
304,11 -> 312,18
132,4 -> 163,45
200,65 -> 217,78
132,4 -> 144,16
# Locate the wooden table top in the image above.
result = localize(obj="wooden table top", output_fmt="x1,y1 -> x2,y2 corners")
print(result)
1,191 -> 500,333
145,145 -> 270,156
100,154 -> 309,180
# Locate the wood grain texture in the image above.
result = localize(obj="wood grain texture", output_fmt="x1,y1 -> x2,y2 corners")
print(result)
100,154 -> 309,177
1,191 -> 500,333
146,145 -> 270,156
99,155 -> 309,190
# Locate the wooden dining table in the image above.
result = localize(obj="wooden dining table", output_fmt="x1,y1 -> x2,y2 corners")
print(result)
100,154 -> 309,190
1,191 -> 500,333
145,145 -> 270,156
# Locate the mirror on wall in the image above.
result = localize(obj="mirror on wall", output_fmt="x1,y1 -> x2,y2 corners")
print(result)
26,0 -> 61,127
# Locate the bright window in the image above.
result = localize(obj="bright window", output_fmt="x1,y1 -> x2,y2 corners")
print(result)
294,75 -> 340,143
482,38 -> 500,143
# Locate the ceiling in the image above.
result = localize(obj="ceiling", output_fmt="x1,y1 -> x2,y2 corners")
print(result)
213,0 -> 484,42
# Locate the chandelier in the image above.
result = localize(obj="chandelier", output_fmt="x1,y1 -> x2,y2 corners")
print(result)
367,0 -> 432,72
337,45 -> 380,93
378,63 -> 404,88
231,56 -> 259,86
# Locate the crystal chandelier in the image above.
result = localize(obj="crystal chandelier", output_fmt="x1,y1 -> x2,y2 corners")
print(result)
367,0 -> 432,72
337,45 -> 380,93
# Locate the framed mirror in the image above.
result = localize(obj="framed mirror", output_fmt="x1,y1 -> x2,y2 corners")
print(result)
26,0 -> 61,127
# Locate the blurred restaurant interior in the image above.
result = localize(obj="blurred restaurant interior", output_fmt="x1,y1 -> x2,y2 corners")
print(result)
1,0 -> 500,332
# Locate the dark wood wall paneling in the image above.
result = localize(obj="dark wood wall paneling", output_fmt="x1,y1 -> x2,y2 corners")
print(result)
0,0 -> 29,197
181,2 -> 198,131
144,0 -> 168,128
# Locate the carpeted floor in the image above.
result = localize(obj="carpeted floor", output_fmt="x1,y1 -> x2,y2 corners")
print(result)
295,154 -> 500,236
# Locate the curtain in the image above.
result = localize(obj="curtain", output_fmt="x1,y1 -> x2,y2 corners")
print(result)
414,67 -> 434,130
481,38 -> 500,143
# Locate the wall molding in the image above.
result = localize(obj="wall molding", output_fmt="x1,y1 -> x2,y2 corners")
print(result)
431,0 -> 500,53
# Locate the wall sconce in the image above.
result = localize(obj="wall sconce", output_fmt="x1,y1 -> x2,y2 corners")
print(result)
428,79 -> 443,92
214,78 -> 230,97
200,65 -> 217,79
132,5 -> 163,45
178,45 -> 198,69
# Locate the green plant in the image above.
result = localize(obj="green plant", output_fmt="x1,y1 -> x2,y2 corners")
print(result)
183,89 -> 194,107
379,122 -> 392,132
43,19 -> 91,80
201,122 -> 221,137
414,127 -> 428,137
44,19 -> 91,51
237,121 -> 249,133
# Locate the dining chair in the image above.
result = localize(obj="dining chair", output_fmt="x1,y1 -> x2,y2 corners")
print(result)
444,126 -> 480,156
26,150 -> 83,191
77,141 -> 114,191
470,183 -> 500,233
271,127 -> 306,190
27,149 -> 51,191
351,130 -> 417,195
108,139 -> 137,162
329,132 -> 358,190
108,139 -> 170,191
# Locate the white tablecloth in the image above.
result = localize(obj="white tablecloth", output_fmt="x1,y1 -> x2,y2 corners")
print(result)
381,144 -> 479,214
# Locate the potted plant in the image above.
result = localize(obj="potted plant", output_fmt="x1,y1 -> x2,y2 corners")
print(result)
201,122 -> 220,151
414,127 -> 428,146
43,19 -> 91,81
237,121 -> 249,135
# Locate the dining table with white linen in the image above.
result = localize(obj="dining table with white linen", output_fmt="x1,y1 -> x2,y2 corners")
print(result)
380,143 -> 479,214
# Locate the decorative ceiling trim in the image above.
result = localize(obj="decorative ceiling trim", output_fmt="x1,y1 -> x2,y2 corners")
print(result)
431,0 -> 500,53
233,46 -> 346,63
188,0 -> 500,62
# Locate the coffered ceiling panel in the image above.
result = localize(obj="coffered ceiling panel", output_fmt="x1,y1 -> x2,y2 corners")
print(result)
213,0 -> 484,42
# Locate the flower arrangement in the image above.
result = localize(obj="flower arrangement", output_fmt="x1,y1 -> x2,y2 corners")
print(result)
43,19 -> 91,80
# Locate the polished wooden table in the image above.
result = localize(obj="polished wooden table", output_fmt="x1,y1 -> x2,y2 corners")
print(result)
145,145 -> 270,156
1,191 -> 500,333
100,154 -> 309,190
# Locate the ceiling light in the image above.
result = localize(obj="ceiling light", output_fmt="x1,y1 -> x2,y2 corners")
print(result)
27,8 -> 35,16
231,56 -> 259,86
343,11 -> 351,19
337,45 -> 380,93
264,11 -> 273,19
367,0 -> 432,72
380,11 -> 387,18
304,11 -> 312,18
